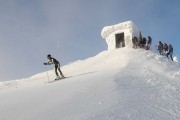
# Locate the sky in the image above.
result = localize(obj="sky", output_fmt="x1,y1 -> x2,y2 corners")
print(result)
0,0 -> 180,81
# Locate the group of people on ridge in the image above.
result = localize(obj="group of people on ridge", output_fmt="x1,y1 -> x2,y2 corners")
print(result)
157,41 -> 174,61
132,33 -> 174,61
132,34 -> 152,50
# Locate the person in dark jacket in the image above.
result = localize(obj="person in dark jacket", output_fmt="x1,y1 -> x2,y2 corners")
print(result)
140,37 -> 146,48
157,41 -> 163,55
166,44 -> 173,61
132,36 -> 138,48
44,54 -> 65,79
139,38 -> 144,48
138,32 -> 143,47
163,43 -> 168,56
146,36 -> 152,50
143,37 -> 147,48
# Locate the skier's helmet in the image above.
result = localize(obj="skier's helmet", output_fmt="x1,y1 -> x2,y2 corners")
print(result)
47,54 -> 51,58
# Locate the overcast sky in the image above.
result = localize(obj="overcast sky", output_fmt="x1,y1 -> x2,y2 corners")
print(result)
0,0 -> 180,81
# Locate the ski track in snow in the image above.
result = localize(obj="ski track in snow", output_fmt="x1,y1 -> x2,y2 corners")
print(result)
155,105 -> 180,118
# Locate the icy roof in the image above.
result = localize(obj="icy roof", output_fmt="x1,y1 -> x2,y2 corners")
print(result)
101,21 -> 138,39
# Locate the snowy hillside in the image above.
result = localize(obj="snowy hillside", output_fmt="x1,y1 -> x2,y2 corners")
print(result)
0,47 -> 180,120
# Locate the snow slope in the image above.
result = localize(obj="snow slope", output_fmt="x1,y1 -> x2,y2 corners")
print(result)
0,47 -> 180,120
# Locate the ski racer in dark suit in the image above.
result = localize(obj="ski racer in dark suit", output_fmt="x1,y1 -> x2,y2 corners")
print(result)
44,54 -> 65,79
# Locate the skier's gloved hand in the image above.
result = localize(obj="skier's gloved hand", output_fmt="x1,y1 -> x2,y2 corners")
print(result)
43,63 -> 47,65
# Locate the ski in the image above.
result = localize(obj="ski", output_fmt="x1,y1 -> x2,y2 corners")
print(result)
47,77 -> 67,83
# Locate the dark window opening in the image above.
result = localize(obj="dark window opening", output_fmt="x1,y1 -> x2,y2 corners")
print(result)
115,33 -> 125,48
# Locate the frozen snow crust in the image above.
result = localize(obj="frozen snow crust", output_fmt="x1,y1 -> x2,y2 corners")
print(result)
101,21 -> 139,39
0,47 -> 180,120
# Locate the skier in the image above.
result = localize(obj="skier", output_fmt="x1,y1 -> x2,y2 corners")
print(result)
157,41 -> 163,55
43,54 -> 65,80
166,44 -> 173,61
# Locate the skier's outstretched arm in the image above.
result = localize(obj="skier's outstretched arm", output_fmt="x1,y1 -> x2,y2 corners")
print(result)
43,61 -> 53,65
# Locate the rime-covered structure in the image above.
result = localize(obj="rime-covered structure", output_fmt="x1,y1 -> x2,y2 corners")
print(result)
101,21 -> 140,50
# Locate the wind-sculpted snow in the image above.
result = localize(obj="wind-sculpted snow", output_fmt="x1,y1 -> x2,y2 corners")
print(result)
0,47 -> 180,120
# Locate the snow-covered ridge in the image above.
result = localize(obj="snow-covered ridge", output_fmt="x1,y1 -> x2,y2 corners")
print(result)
0,47 -> 179,90
0,47 -> 180,120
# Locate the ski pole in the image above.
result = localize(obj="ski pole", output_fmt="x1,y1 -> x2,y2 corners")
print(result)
45,66 -> 50,81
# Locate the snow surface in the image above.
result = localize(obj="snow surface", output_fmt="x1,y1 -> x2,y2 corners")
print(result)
0,47 -> 180,120
174,56 -> 178,63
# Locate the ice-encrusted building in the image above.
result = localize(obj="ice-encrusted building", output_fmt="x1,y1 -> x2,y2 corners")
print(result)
101,21 -> 140,50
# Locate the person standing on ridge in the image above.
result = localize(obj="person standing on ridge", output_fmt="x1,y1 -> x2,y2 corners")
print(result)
132,36 -> 138,48
157,41 -> 163,55
163,43 -> 168,56
142,37 -> 147,49
146,36 -> 152,50
44,54 -> 65,80
167,44 -> 173,61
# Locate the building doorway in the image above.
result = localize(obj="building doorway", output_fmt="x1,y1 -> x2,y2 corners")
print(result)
115,33 -> 125,48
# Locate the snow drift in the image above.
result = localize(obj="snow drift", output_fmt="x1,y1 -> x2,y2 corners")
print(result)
0,47 -> 180,120
174,56 -> 179,63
